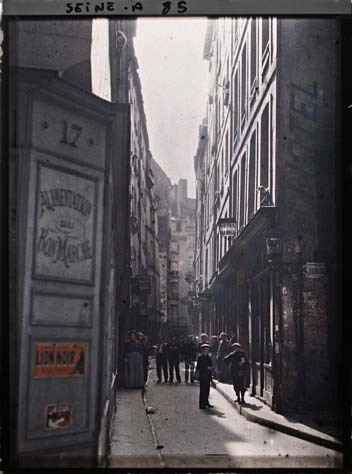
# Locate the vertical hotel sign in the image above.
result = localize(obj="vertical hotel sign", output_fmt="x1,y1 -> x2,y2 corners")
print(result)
34,162 -> 97,284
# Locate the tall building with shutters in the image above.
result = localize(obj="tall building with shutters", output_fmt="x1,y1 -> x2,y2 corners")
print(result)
195,18 -> 340,416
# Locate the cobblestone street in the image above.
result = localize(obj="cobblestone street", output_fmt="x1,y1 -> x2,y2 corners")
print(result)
109,362 -> 342,469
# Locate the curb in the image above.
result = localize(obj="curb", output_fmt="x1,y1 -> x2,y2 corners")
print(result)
212,380 -> 343,452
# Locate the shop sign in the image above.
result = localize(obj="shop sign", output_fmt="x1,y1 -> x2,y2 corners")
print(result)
34,162 -> 96,284
132,275 -> 151,294
34,342 -> 86,378
218,218 -> 236,237
46,403 -> 72,429
303,262 -> 326,278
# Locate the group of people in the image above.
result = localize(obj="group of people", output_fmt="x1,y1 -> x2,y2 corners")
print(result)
123,330 -> 249,409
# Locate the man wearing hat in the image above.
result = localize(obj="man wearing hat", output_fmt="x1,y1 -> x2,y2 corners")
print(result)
196,343 -> 214,409
223,342 -> 249,404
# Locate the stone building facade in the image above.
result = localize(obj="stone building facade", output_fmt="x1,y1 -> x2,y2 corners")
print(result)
8,18 -> 134,465
194,18 -> 339,415
167,180 -> 196,337
128,53 -> 160,343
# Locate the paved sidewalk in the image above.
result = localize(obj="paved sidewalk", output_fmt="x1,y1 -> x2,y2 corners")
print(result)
109,387 -> 162,468
212,379 -> 342,452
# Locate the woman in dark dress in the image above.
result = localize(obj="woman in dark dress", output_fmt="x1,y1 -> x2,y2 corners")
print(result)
223,342 -> 249,403
124,330 -> 145,388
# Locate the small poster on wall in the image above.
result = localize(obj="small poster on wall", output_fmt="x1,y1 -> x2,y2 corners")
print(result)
34,342 -> 86,378
46,403 -> 72,429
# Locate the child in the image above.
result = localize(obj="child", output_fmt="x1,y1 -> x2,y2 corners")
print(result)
196,343 -> 214,409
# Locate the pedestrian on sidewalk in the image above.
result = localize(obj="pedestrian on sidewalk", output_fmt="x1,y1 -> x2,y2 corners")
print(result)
216,332 -> 230,382
155,339 -> 169,383
196,343 -> 214,409
209,335 -> 219,378
182,335 -> 197,383
167,335 -> 182,383
223,342 -> 249,404
123,330 -> 145,389
137,332 -> 150,384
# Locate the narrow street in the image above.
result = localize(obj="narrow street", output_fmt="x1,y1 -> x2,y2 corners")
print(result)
109,361 -> 342,469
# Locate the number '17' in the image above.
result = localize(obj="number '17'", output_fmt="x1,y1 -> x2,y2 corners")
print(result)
61,120 -> 82,148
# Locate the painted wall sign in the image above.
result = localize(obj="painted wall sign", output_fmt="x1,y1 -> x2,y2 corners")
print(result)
34,161 -> 97,283
218,218 -> 237,237
34,342 -> 86,378
46,403 -> 72,429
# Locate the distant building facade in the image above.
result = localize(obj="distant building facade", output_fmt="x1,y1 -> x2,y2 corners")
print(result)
128,54 -> 160,343
168,180 -> 196,337
195,18 -> 339,415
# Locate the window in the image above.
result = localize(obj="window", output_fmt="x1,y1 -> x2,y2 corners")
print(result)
261,18 -> 270,68
171,260 -> 179,272
176,221 -> 182,232
232,170 -> 238,228
170,241 -> 179,253
233,71 -> 239,144
225,131 -> 229,173
241,45 -> 247,125
260,104 -> 269,190
250,19 -> 257,91
239,154 -> 246,228
233,18 -> 238,46
221,150 -> 224,182
248,131 -> 256,217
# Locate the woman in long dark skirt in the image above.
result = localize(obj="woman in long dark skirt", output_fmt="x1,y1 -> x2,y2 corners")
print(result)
124,330 -> 145,388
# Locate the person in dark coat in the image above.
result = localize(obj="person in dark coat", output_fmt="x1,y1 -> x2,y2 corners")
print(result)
223,342 -> 249,403
155,339 -> 169,383
137,332 -> 149,383
167,335 -> 181,383
209,335 -> 219,378
196,343 -> 214,409
182,335 -> 197,383
197,333 -> 209,354
216,332 -> 230,382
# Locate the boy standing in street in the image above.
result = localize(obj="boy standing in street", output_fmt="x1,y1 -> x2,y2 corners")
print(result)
196,343 -> 214,409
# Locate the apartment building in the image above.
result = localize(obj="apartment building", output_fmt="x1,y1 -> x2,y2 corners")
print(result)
195,18 -> 339,414
129,56 -> 160,343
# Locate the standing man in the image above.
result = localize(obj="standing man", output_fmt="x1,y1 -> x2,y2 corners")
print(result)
182,335 -> 197,383
197,333 -> 209,353
167,335 -> 181,383
137,332 -> 149,384
155,339 -> 169,383
217,332 -> 230,382
196,343 -> 214,409
223,342 -> 249,404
